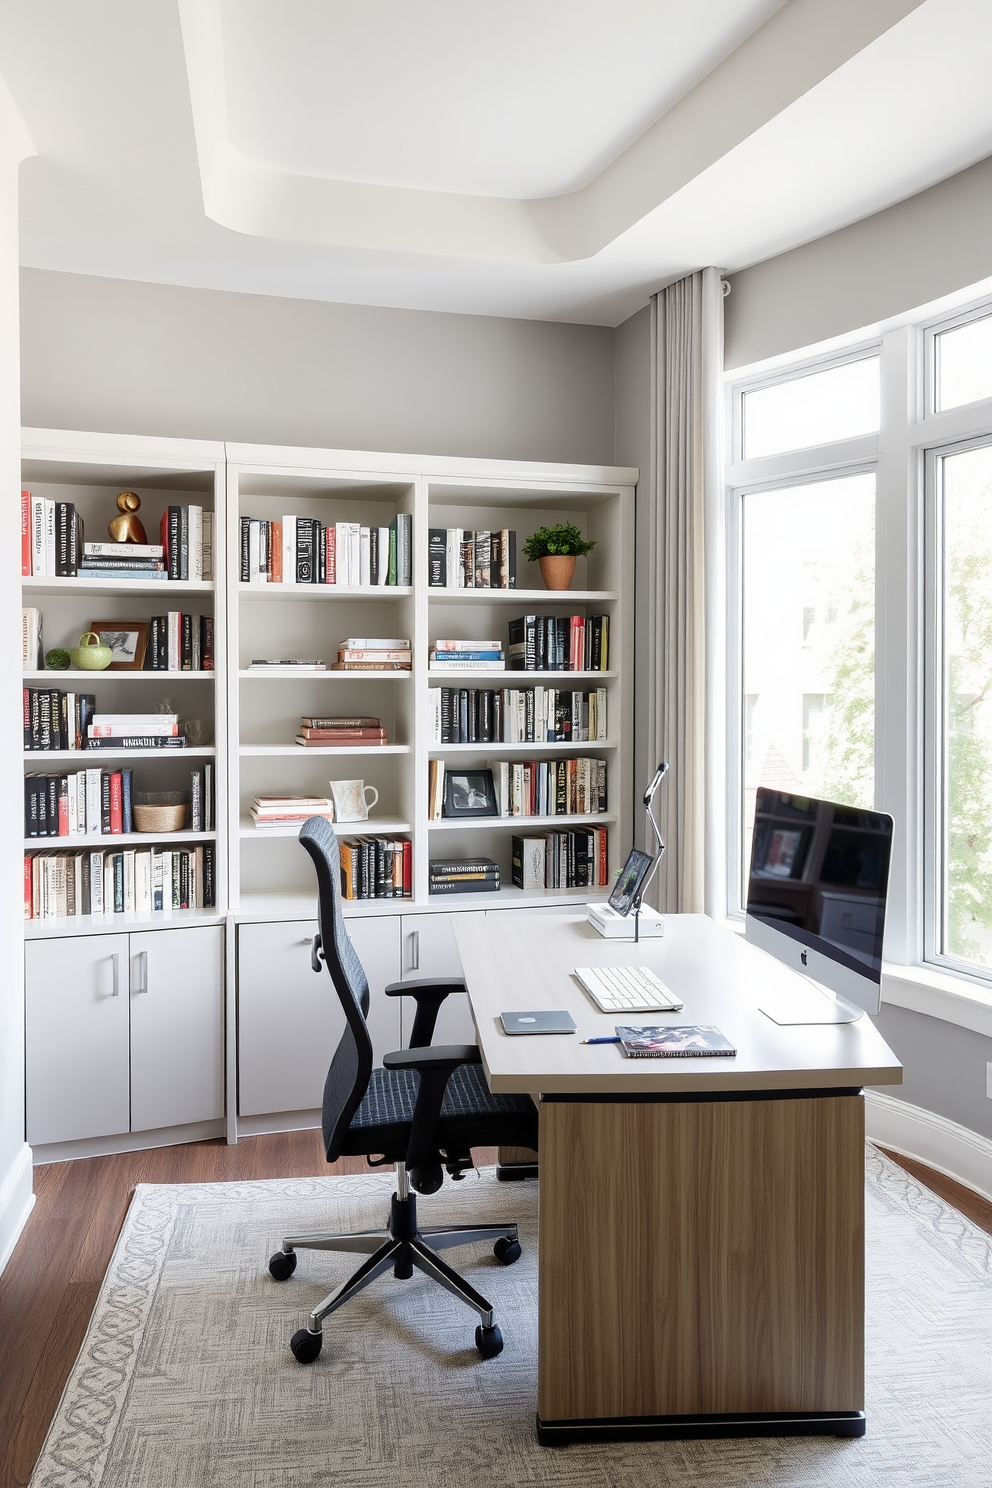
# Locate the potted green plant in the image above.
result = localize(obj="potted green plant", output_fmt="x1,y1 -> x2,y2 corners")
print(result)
523,523 -> 597,590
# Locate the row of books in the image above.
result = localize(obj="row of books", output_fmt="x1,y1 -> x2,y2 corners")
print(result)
428,857 -> 500,895
507,614 -> 609,672
429,685 -> 608,744
25,764 -> 214,838
511,828 -> 610,890
20,492 -> 213,580
24,843 -> 216,919
250,795 -> 333,830
24,689 -> 95,751
493,757 -> 608,818
239,514 -> 413,587
339,837 -> 412,899
148,613 -> 215,670
294,715 -> 389,748
427,529 -> 517,588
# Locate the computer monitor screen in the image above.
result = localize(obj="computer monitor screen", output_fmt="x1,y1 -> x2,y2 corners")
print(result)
608,849 -> 655,917
745,787 -> 893,1018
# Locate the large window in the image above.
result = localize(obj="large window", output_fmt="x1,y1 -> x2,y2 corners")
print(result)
728,300 -> 992,986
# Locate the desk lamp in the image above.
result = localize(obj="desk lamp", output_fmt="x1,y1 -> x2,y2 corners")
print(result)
632,761 -> 668,942
586,761 -> 668,940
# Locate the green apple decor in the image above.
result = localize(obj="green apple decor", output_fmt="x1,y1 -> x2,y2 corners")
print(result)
523,523 -> 597,591
69,632 -> 114,670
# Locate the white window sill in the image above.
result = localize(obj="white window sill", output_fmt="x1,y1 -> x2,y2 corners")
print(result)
881,962 -> 992,1039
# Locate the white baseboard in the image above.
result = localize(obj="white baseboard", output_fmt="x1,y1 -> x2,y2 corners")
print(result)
0,1142 -> 35,1277
866,1090 -> 992,1202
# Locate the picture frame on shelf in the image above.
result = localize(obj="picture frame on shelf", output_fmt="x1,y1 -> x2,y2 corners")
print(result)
442,768 -> 498,819
88,619 -> 149,671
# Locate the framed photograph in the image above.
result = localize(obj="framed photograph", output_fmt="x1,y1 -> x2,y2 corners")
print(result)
442,767 -> 498,818
88,620 -> 149,671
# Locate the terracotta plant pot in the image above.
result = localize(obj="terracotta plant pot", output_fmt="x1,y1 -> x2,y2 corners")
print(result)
538,554 -> 577,590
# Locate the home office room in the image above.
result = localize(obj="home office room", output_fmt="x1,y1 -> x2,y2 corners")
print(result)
1,2 -> 992,1484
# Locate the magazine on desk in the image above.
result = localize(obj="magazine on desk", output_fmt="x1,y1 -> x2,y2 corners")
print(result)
615,1024 -> 737,1058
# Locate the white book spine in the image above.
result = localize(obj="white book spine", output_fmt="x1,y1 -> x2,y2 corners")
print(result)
168,612 -> 180,672
359,527 -> 371,586
44,499 -> 56,576
22,607 -> 41,670
66,774 -> 78,836
429,687 -> 441,742
31,496 -> 47,575
282,514 -> 297,586
189,505 -> 203,582
136,850 -> 151,913
86,769 -> 103,836
123,849 -> 136,911
378,526 -> 390,584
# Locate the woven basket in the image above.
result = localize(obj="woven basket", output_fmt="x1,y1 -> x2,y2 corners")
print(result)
133,795 -> 187,832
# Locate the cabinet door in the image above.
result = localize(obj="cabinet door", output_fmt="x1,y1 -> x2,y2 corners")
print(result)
400,912 -> 480,1046
237,917 -> 401,1118
130,925 -> 224,1132
25,934 -> 130,1146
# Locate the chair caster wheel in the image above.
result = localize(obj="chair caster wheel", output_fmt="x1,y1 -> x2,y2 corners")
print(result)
475,1323 -> 504,1359
493,1236 -> 521,1265
268,1250 -> 297,1281
290,1328 -> 323,1363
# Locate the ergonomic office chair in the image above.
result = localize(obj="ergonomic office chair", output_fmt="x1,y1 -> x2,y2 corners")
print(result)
268,816 -> 539,1362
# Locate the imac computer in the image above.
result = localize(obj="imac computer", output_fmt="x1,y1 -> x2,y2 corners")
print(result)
745,786 -> 893,1025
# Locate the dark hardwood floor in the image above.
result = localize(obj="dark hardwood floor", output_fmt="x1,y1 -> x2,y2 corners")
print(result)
0,1134 -> 988,1488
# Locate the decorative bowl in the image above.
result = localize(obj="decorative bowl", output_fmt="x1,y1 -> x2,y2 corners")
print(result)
69,632 -> 113,670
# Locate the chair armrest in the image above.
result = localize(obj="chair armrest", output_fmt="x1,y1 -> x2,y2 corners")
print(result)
381,1044 -> 482,1193
382,978 -> 469,1049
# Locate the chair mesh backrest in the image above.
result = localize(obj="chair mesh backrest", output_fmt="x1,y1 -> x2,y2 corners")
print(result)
299,817 -> 374,1158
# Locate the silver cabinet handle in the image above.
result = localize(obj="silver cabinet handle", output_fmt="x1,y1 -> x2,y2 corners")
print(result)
110,952 -> 122,997
133,949 -> 149,995
408,930 -> 420,972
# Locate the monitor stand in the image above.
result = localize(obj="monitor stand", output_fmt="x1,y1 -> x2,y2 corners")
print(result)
759,976 -> 865,1026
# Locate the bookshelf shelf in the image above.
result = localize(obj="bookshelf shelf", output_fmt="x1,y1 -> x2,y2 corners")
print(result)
238,669 -> 413,681
23,906 -> 227,940
24,747 -> 217,761
23,670 -> 216,682
428,588 -> 618,604
427,669 -> 616,683
239,817 -> 411,839
23,577 -> 215,598
238,584 -> 414,601
238,744 -> 410,757
429,740 -> 617,755
427,812 -> 617,832
24,829 -> 217,849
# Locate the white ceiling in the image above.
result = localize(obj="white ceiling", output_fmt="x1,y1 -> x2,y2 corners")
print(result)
2,0 -> 991,326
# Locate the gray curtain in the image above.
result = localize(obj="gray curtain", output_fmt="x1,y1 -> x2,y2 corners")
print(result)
645,268 -> 725,915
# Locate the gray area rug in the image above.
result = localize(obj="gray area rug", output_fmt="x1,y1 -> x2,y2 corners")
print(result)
30,1147 -> 992,1487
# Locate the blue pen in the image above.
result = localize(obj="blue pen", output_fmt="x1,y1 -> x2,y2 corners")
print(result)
582,1036 -> 621,1044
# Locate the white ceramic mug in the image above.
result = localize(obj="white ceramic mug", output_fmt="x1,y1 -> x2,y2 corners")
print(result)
328,779 -> 379,823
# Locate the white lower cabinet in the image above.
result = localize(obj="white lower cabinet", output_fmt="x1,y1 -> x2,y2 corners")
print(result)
236,916 -> 401,1118
25,925 -> 224,1148
400,911 -> 481,1045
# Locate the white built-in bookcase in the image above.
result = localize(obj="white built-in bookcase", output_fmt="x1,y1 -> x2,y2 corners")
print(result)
225,443 -> 635,918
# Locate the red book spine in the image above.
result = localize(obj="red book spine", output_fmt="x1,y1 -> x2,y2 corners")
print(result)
58,785 -> 69,837
21,491 -> 31,576
24,855 -> 33,919
402,840 -> 412,897
109,772 -> 123,834
598,826 -> 608,887
326,525 -> 336,584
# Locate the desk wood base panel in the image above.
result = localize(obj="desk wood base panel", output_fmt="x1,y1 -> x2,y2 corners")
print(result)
537,1092 -> 865,1442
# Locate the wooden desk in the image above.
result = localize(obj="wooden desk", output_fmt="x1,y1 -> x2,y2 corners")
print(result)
452,912 -> 903,1444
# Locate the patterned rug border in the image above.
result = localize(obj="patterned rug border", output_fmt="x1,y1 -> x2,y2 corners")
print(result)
29,1146 -> 992,1488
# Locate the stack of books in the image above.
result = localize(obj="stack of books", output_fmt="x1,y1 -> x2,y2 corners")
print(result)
148,614 -> 215,670
429,639 -> 505,671
511,829 -> 609,890
507,614 -> 609,671
332,638 -> 411,672
429,857 -> 501,895
239,513 -> 412,586
78,542 -> 165,579
159,506 -> 211,580
429,684 -> 608,743
85,713 -> 187,750
427,529 -> 517,588
24,842 -> 216,918
250,796 -> 335,830
294,716 -> 388,748
340,837 -> 412,899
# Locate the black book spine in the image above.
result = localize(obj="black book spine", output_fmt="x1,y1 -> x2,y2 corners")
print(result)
101,771 -> 112,833
120,768 -> 133,834
78,694 -> 96,749
458,689 -> 468,744
479,689 -> 493,742
203,843 -> 215,907
201,614 -> 214,670
37,690 -> 52,751
48,776 -> 59,836
181,612 -> 193,670
317,522 -> 326,584
168,507 -> 182,580
296,518 -> 314,583
440,688 -> 453,744
179,504 -> 189,580
428,528 -> 446,586
507,530 -> 516,588
493,688 -> 503,742
179,851 -> 190,909
467,689 -> 477,744
240,517 -> 250,583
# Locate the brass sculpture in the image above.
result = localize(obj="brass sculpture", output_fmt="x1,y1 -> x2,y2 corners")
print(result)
108,491 -> 148,544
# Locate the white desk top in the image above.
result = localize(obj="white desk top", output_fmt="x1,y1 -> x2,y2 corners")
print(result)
452,912 -> 904,1096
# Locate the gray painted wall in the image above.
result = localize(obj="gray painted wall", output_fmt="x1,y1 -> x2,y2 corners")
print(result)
20,269 -> 616,466
874,1005 -> 992,1141
724,153 -> 992,370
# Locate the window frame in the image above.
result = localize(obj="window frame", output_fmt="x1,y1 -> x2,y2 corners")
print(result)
723,299 -> 992,996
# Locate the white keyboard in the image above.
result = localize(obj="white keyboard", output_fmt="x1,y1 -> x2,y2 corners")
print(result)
573,965 -> 684,1013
